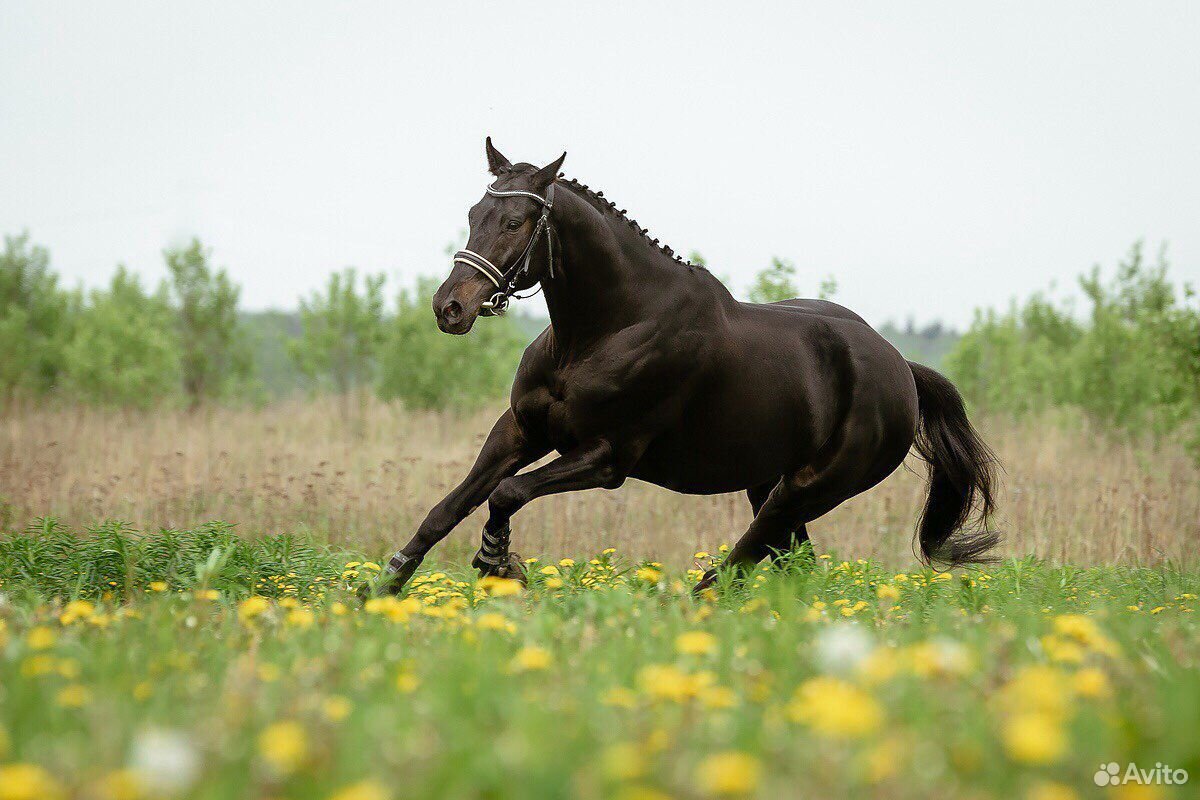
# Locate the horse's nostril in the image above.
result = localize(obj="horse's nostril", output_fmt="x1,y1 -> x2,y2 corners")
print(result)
442,300 -> 463,321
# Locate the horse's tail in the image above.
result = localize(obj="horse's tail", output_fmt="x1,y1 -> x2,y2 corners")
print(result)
908,360 -> 1001,567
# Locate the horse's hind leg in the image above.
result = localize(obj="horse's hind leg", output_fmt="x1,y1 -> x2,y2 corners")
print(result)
745,481 -> 810,563
697,450 -> 869,593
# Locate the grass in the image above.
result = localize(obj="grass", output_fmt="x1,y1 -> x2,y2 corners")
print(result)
1,524 -> 1198,799
2,399 -> 1198,566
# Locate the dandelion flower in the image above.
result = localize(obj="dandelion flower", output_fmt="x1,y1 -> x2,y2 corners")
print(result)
1003,712 -> 1066,764
26,626 -> 56,650
0,763 -> 64,800
788,677 -> 883,738
237,596 -> 270,622
328,779 -> 390,800
322,695 -> 353,723
1071,667 -> 1111,698
675,630 -> 717,656
696,751 -> 760,795
55,684 -> 91,708
258,721 -> 308,775
510,646 -> 552,672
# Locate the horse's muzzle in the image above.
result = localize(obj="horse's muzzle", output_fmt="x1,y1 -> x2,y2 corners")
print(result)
435,299 -> 476,335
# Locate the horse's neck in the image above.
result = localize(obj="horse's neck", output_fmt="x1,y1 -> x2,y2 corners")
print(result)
543,188 -> 683,349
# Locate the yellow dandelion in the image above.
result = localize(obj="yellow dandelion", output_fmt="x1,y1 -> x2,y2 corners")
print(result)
327,779 -> 389,800
395,672 -> 420,693
237,596 -> 271,622
696,751 -> 760,796
1003,712 -> 1066,764
55,684 -> 91,708
1071,667 -> 1111,698
322,695 -> 353,722
148,581 -> 168,592
479,576 -> 524,597
26,626 -> 56,651
559,558 -> 576,567
634,567 -> 661,582
1026,781 -> 1079,800
876,583 -> 900,601
258,720 -> 308,774
59,600 -> 96,625
675,630 -> 718,656
510,645 -> 552,672
0,763 -> 64,800
788,677 -> 883,739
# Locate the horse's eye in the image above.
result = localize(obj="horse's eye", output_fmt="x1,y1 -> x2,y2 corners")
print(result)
505,219 -> 522,231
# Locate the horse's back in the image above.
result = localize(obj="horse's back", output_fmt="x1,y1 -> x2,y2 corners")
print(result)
753,297 -> 867,325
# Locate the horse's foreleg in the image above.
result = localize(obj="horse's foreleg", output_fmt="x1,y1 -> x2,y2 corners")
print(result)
379,410 -> 548,594
480,440 -> 626,557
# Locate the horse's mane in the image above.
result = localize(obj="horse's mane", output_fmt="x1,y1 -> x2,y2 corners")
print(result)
556,175 -> 705,274
492,163 -> 704,274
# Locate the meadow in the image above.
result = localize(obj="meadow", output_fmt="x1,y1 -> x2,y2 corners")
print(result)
0,524 -> 1197,800
1,402 -> 1199,799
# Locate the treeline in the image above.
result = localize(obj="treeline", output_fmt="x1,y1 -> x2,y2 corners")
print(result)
0,233 -> 526,410
945,242 -> 1200,457
12,231 -> 1192,450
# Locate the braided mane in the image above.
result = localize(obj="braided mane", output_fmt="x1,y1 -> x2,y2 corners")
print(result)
491,163 -> 704,273
557,175 -> 705,273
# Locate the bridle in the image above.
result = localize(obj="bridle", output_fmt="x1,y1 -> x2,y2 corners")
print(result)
452,182 -> 556,316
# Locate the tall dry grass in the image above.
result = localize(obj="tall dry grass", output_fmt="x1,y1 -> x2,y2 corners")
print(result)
1,397 -> 1196,567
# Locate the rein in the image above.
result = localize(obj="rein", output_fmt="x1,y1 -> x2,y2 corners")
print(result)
452,182 -> 556,316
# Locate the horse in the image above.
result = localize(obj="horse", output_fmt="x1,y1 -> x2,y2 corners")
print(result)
378,139 -> 999,594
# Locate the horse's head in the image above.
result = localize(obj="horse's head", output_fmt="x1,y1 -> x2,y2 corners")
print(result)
433,138 -> 566,334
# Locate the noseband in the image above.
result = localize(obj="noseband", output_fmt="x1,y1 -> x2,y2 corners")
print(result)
452,182 -> 556,316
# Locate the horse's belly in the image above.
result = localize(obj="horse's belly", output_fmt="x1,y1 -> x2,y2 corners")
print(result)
629,432 -> 796,495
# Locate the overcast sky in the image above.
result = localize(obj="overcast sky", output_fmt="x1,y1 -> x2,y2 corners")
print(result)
2,1 -> 1197,328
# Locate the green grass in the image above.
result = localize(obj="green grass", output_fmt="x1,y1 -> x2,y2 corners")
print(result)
1,522 -> 1198,799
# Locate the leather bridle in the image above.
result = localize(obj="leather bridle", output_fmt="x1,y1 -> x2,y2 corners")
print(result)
452,182 -> 556,316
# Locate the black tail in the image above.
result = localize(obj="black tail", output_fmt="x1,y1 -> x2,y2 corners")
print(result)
908,361 -> 1001,567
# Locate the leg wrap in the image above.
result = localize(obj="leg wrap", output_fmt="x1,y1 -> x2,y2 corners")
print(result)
474,522 -> 511,569
383,550 -> 423,588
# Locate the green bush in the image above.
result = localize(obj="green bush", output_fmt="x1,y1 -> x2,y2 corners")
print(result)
946,242 -> 1200,455
59,267 -> 181,407
378,277 -> 527,409
0,232 -> 72,398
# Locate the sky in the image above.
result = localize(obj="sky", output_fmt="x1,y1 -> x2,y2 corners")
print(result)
2,1 -> 1198,328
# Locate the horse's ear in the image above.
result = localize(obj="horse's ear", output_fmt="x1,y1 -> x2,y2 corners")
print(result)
531,152 -> 567,191
485,137 -> 513,176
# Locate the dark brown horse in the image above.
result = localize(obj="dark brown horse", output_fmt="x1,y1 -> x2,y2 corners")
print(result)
380,139 -> 998,593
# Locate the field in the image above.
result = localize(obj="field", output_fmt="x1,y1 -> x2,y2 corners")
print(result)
2,403 -> 1199,799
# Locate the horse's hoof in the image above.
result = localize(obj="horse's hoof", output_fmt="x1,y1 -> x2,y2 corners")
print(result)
474,550 -> 528,585
499,552 -> 528,585
691,568 -> 720,597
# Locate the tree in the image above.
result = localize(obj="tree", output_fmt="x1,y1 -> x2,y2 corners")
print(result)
378,277 -> 527,409
290,268 -> 387,397
746,258 -> 837,304
747,257 -> 800,304
60,267 -> 180,407
164,239 -> 252,407
0,232 -> 71,399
